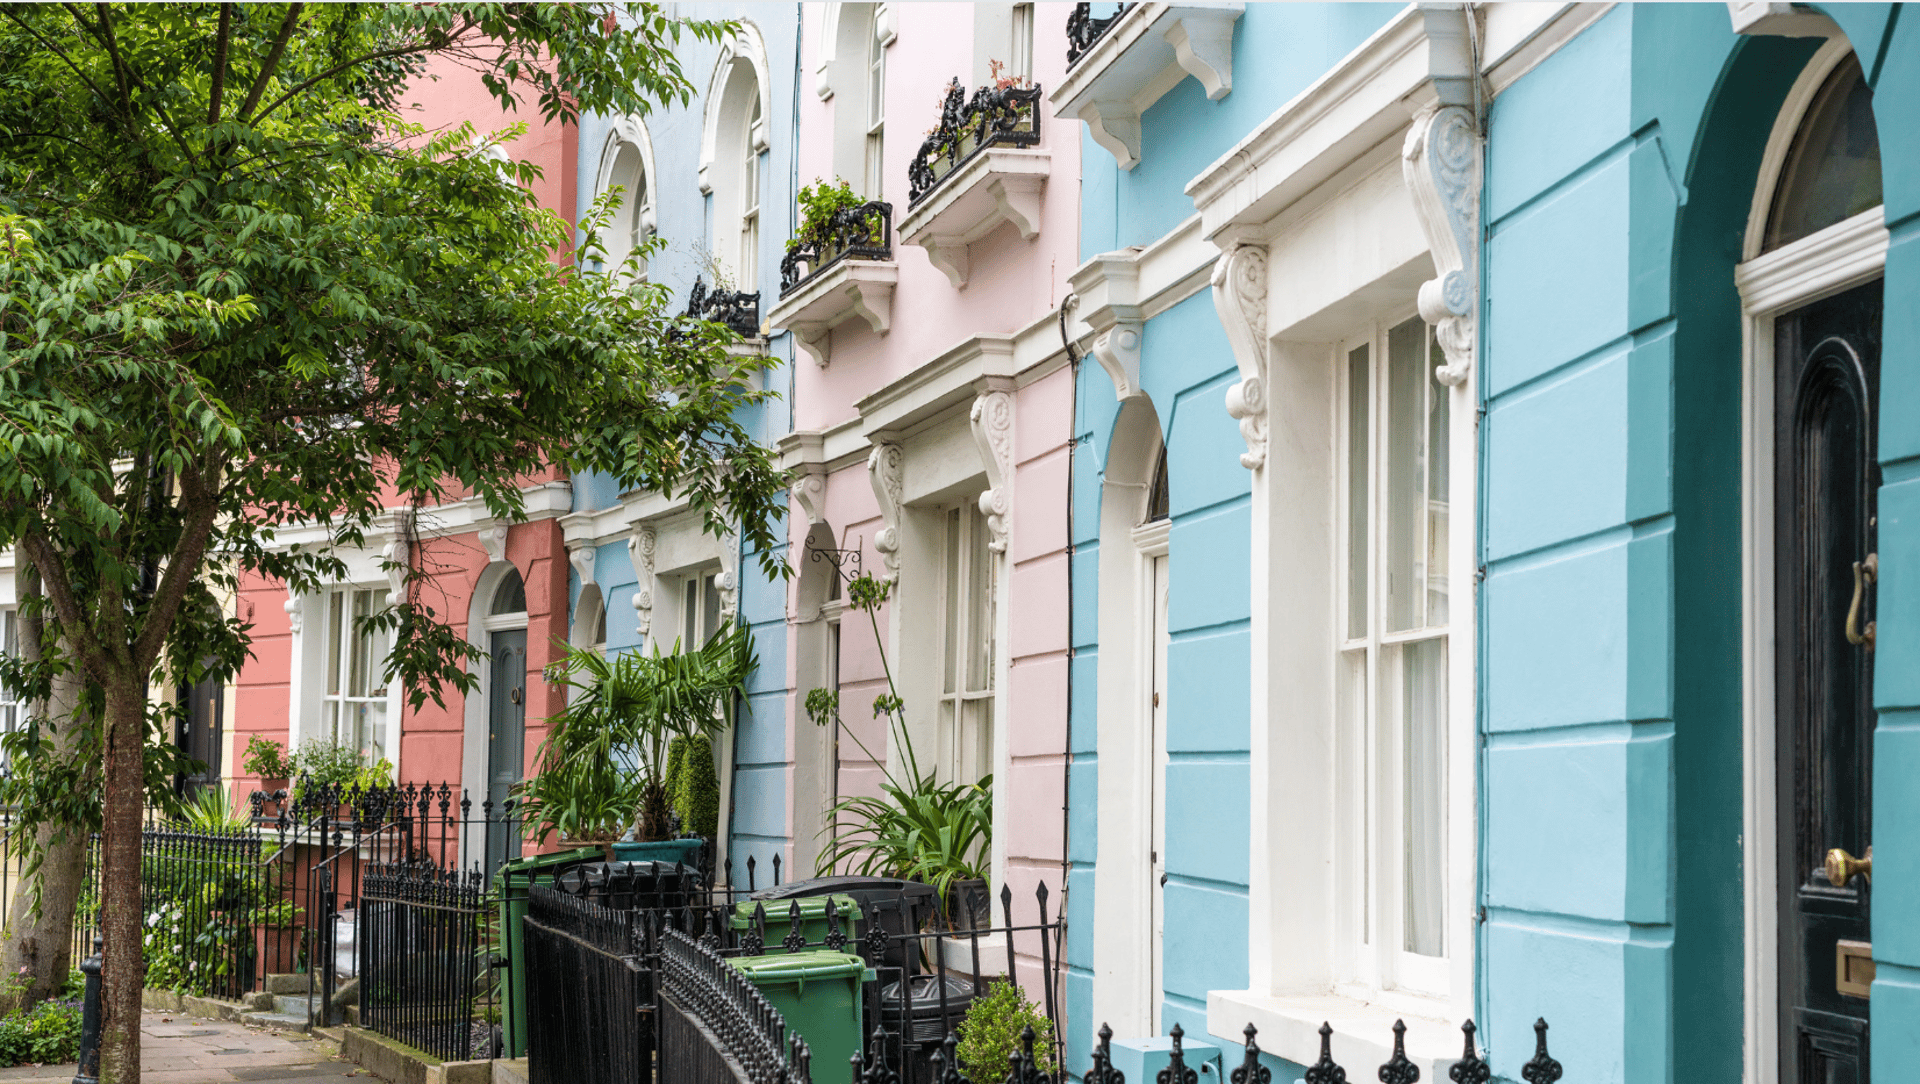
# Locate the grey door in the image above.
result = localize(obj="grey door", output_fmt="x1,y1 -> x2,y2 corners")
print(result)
487,629 -> 527,877
1775,278 -> 1879,1084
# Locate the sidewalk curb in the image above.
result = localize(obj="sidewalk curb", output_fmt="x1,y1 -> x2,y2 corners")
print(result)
340,1027 -> 490,1084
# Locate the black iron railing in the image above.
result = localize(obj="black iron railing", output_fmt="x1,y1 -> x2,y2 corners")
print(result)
908,79 -> 1043,206
137,824 -> 276,1000
779,202 -> 893,296
660,926 -> 814,1084
523,885 -> 659,1084
685,277 -> 762,339
1067,3 -> 1131,67
359,863 -> 494,1061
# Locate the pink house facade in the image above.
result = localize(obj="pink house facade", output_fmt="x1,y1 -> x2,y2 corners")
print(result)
772,2 -> 1081,986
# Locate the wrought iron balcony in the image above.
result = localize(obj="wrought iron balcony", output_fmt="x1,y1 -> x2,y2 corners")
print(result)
1067,2 -> 1131,66
778,201 -> 894,297
908,79 -> 1044,207
682,277 -> 760,339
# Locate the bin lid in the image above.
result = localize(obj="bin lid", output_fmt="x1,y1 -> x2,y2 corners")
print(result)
727,950 -> 871,985
753,875 -> 936,901
500,846 -> 602,883
730,893 -> 863,928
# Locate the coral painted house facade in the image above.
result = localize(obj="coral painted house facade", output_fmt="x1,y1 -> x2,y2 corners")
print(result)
231,53 -> 579,824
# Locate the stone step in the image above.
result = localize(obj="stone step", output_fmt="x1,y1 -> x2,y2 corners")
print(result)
273,993 -> 320,1018
238,1008 -> 313,1033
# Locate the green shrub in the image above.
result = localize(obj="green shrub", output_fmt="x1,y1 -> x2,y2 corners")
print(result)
955,979 -> 1056,1082
671,734 -> 720,841
0,999 -> 83,1067
240,735 -> 295,779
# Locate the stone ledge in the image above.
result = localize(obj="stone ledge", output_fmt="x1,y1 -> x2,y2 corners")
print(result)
342,1025 -> 439,1084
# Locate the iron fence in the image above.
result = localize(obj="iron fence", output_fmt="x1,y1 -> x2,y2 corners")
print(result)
523,885 -> 657,1084
137,823 -> 281,1000
684,277 -> 762,339
359,863 -> 495,1061
661,925 -> 813,1084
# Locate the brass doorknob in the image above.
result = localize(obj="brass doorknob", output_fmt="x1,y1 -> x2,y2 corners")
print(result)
1825,846 -> 1872,887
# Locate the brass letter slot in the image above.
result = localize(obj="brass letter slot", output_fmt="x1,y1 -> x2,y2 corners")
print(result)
1836,940 -> 1875,999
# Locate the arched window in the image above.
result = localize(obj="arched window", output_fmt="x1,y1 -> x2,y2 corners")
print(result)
491,568 -> 526,616
704,33 -> 769,290
1763,54 -> 1881,252
1143,445 -> 1170,524
596,121 -> 657,283
823,5 -> 887,198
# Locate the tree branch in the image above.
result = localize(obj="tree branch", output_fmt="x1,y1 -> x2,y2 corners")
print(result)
251,15 -> 482,125
130,458 -> 225,673
234,3 -> 304,124
207,3 -> 232,126
15,531 -> 108,681
0,9 -> 111,111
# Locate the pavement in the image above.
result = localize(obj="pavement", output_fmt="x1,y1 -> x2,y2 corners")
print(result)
0,1011 -> 381,1084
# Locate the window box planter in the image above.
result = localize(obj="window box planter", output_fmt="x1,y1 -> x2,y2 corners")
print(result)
903,80 -> 1048,288
1051,2 -> 1244,169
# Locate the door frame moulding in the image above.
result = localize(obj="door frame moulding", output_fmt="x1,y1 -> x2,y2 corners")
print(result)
1731,34 -> 1879,1084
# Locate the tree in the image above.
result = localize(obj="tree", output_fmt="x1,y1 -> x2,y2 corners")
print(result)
0,6 -> 787,1080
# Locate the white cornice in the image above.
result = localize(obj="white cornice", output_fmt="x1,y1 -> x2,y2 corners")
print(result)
857,334 -> 1018,441
1066,213 -> 1219,382
265,481 -> 572,555
1735,206 -> 1888,317
1051,3 -> 1246,170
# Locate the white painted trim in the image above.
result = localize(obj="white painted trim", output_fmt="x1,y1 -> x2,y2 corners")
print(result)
261,482 -> 572,556
897,150 -> 1050,288
1049,3 -> 1245,170
857,335 -> 1016,441
482,610 -> 529,634
1734,38 -> 1884,1077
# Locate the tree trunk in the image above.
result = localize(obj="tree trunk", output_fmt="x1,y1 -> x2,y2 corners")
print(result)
98,682 -> 145,1084
0,569 -> 89,1014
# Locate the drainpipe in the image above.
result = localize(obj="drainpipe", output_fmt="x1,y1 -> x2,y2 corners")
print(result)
1057,292 -> 1081,966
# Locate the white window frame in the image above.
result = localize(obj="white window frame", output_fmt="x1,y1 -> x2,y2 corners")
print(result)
318,585 -> 393,762
595,122 -> 657,286
1010,3 -> 1035,85
863,17 -> 886,200
935,499 -> 995,785
740,94 -> 762,288
0,608 -> 23,737
677,569 -> 725,650
1334,315 -> 1456,1001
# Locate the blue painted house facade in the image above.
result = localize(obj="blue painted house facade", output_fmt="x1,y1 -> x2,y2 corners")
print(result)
563,6 -> 801,885
1057,4 -> 1920,1083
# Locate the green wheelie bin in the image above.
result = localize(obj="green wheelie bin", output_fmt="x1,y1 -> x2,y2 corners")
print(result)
726,950 -> 872,1073
499,847 -> 601,1058
731,894 -> 864,954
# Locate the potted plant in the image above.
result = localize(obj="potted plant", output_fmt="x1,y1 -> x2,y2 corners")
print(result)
515,628 -> 756,860
242,735 -> 295,796
810,573 -> 995,963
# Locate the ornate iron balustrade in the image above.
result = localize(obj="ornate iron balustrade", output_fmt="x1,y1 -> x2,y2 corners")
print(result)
661,925 -> 814,1084
686,277 -> 762,339
780,201 -> 894,296
908,79 -> 1044,207
1067,3 -> 1131,67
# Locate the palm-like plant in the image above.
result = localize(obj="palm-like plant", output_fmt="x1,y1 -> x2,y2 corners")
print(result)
515,626 -> 756,845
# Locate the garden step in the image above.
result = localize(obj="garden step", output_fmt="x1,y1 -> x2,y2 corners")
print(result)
265,972 -> 312,995
237,1008 -> 314,1033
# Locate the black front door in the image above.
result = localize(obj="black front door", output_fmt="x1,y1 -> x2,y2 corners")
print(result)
176,669 -> 224,795
487,629 -> 527,877
1775,277 -> 1879,1084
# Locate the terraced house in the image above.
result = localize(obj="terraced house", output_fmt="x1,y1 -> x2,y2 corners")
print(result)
54,4 -> 1914,1083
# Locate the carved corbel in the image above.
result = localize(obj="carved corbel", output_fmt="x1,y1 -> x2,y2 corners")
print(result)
970,389 -> 1016,553
1074,101 -> 1142,172
284,590 -> 302,635
478,525 -> 509,564
381,538 -> 409,597
791,473 -> 827,526
1164,18 -> 1234,100
1091,321 -> 1143,401
716,530 -> 741,624
867,441 -> 905,582
1211,243 -> 1270,469
1402,104 -> 1480,387
627,524 -> 656,640
568,542 -> 597,588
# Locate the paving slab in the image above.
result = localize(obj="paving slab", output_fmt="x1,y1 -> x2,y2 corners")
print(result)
0,1010 -> 380,1083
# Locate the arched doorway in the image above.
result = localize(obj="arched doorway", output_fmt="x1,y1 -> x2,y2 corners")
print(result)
1737,42 -> 1884,1084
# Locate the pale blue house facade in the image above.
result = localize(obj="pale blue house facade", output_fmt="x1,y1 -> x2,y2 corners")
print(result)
563,6 -> 801,886
1062,4 -> 1919,1084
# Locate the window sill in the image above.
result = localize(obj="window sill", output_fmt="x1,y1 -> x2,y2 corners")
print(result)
1050,2 -> 1244,170
1206,989 -> 1469,1075
898,150 -> 1049,288
766,258 -> 898,368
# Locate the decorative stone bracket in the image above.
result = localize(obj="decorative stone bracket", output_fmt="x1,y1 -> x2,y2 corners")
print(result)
1091,321 -> 1143,402
478,524 -> 508,564
1211,243 -> 1269,469
970,387 -> 1016,553
791,472 -> 827,526
568,542 -> 597,588
867,441 -> 905,582
717,528 -> 741,624
1401,104 -> 1480,388
1051,4 -> 1244,171
627,524 -> 657,640
768,261 -> 899,368
284,589 -> 302,635
899,154 -> 1049,288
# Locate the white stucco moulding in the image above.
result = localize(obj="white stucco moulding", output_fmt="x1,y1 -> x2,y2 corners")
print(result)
790,471 -> 828,526
1067,250 -> 1147,400
1402,102 -> 1480,387
969,388 -> 1016,552
1726,1 -> 1844,38
898,150 -> 1050,288
477,525 -> 508,564
627,523 -> 656,639
1212,243 -> 1270,468
1050,3 -> 1245,170
766,259 -> 899,368
715,528 -> 741,623
568,540 -> 597,588
867,442 -> 905,583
